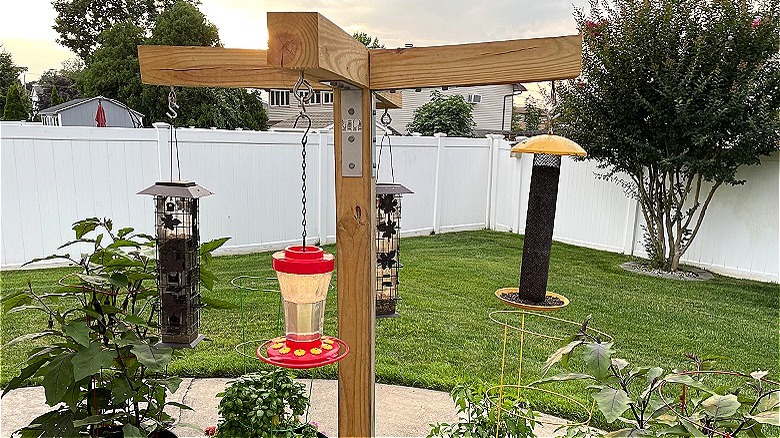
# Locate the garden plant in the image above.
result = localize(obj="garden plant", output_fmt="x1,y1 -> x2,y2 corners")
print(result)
1,217 -> 228,437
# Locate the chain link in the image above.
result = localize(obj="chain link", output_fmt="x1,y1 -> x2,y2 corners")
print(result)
293,73 -> 313,249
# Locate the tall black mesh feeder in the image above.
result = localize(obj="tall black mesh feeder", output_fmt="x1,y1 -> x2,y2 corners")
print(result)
139,181 -> 213,348
495,135 -> 586,310
375,183 -> 413,318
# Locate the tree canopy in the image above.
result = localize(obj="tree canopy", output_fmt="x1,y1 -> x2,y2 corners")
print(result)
406,90 -> 475,136
522,97 -> 544,131
3,82 -> 29,121
353,31 -> 384,48
52,0 -> 187,61
556,0 -> 780,271
0,48 -> 27,116
75,1 -> 267,129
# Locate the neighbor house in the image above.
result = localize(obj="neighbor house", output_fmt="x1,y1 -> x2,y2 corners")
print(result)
39,96 -> 144,128
264,84 -> 521,136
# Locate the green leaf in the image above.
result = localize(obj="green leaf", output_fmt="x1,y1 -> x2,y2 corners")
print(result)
701,394 -> 740,418
200,237 -> 230,255
73,218 -> 100,238
541,340 -> 583,375
605,428 -> 652,437
63,322 -> 90,346
42,353 -> 75,405
583,341 -> 614,379
748,410 -> 780,426
72,341 -> 114,381
532,373 -> 594,385
3,354 -> 53,395
122,424 -> 146,438
201,296 -> 237,310
757,391 -> 779,412
200,267 -> 216,291
662,374 -> 715,395
130,341 -> 172,372
118,227 -> 134,238
2,331 -> 60,350
592,386 -> 632,423
166,401 -> 194,411
646,367 -> 663,384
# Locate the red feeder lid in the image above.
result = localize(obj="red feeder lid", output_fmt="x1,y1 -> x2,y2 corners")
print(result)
272,245 -> 335,275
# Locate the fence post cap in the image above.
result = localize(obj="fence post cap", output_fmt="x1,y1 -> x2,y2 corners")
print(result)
152,122 -> 170,129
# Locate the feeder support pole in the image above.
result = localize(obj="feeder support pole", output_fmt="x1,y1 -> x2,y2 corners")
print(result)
334,85 -> 376,437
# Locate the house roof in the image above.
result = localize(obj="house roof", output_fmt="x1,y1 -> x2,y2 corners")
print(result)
270,112 -> 402,135
39,96 -> 144,116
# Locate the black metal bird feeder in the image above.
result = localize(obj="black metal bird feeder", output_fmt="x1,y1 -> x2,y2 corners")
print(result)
375,183 -> 413,317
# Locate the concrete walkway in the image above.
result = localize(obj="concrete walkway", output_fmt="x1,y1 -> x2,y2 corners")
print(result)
1,379 -> 570,437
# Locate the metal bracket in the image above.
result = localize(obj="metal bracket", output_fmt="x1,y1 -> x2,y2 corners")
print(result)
340,89 -> 363,177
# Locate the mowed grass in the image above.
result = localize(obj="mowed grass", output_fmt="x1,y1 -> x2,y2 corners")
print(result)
1,230 -> 778,428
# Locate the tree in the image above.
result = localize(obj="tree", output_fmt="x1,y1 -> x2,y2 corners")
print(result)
0,47 -> 27,116
77,20 -> 145,111
353,31 -> 384,48
52,0 -> 186,61
522,97 -> 545,131
35,67 -> 81,111
406,90 -> 475,136
556,0 -> 780,271
50,85 -> 64,107
3,82 -> 29,121
137,1 -> 267,129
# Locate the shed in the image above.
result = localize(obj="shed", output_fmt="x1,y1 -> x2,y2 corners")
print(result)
39,96 -> 144,128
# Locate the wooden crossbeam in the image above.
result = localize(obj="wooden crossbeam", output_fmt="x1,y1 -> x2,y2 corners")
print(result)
368,35 -> 582,90
375,91 -> 402,110
267,12 -> 370,88
138,45 -> 331,89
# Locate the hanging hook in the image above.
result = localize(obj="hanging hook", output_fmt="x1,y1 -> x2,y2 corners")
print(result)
293,72 -> 314,107
166,86 -> 179,120
380,108 -> 392,127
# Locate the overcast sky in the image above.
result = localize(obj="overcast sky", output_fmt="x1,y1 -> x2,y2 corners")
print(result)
1,0 -> 587,81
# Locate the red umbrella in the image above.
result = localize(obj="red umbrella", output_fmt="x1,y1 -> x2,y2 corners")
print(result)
95,100 -> 107,127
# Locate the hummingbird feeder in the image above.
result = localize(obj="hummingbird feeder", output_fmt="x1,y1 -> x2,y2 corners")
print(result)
257,74 -> 348,369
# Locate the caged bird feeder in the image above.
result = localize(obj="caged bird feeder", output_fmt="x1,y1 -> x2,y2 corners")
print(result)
496,134 -> 586,310
139,180 -> 213,348
374,110 -> 413,318
375,183 -> 412,317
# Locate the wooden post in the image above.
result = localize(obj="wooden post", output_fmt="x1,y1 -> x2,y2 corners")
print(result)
333,86 -> 376,437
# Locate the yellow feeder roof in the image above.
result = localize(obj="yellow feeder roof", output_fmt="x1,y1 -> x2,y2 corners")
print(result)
510,134 -> 587,158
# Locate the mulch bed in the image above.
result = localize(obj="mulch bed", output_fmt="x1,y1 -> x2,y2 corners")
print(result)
620,261 -> 714,281
499,291 -> 565,307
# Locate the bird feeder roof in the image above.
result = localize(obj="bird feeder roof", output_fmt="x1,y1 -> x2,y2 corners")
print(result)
376,183 -> 413,195
138,181 -> 213,198
510,134 -> 586,158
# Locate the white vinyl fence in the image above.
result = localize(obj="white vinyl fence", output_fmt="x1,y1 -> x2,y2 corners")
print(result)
2,123 -> 777,282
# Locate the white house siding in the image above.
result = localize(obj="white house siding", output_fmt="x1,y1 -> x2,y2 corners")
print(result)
2,124 -> 777,283
386,85 -> 515,134
266,85 -> 515,135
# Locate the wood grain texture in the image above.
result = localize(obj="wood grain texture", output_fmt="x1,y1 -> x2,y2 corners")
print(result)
369,34 -> 583,90
334,88 -> 376,437
375,91 -> 402,109
267,12 -> 369,87
137,45 -> 330,89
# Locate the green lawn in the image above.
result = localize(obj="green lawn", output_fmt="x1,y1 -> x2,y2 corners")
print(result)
2,230 -> 778,428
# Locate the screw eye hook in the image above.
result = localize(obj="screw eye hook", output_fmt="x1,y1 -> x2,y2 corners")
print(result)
166,86 -> 179,120
380,108 -> 392,127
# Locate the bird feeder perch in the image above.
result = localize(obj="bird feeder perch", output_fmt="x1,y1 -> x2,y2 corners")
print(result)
139,180 -> 213,348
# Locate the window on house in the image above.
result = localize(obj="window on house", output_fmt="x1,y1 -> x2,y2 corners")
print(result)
321,91 -> 334,105
297,90 -> 321,104
270,90 -> 290,107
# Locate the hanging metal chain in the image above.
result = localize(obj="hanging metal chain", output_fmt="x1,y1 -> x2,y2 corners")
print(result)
293,73 -> 313,249
167,86 -> 181,181
377,109 -> 395,182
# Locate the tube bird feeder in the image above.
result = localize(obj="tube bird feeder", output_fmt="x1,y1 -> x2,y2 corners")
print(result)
139,180 -> 213,347
375,183 -> 413,317
496,135 -> 586,310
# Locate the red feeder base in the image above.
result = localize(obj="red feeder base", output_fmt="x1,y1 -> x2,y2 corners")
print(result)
256,336 -> 349,369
